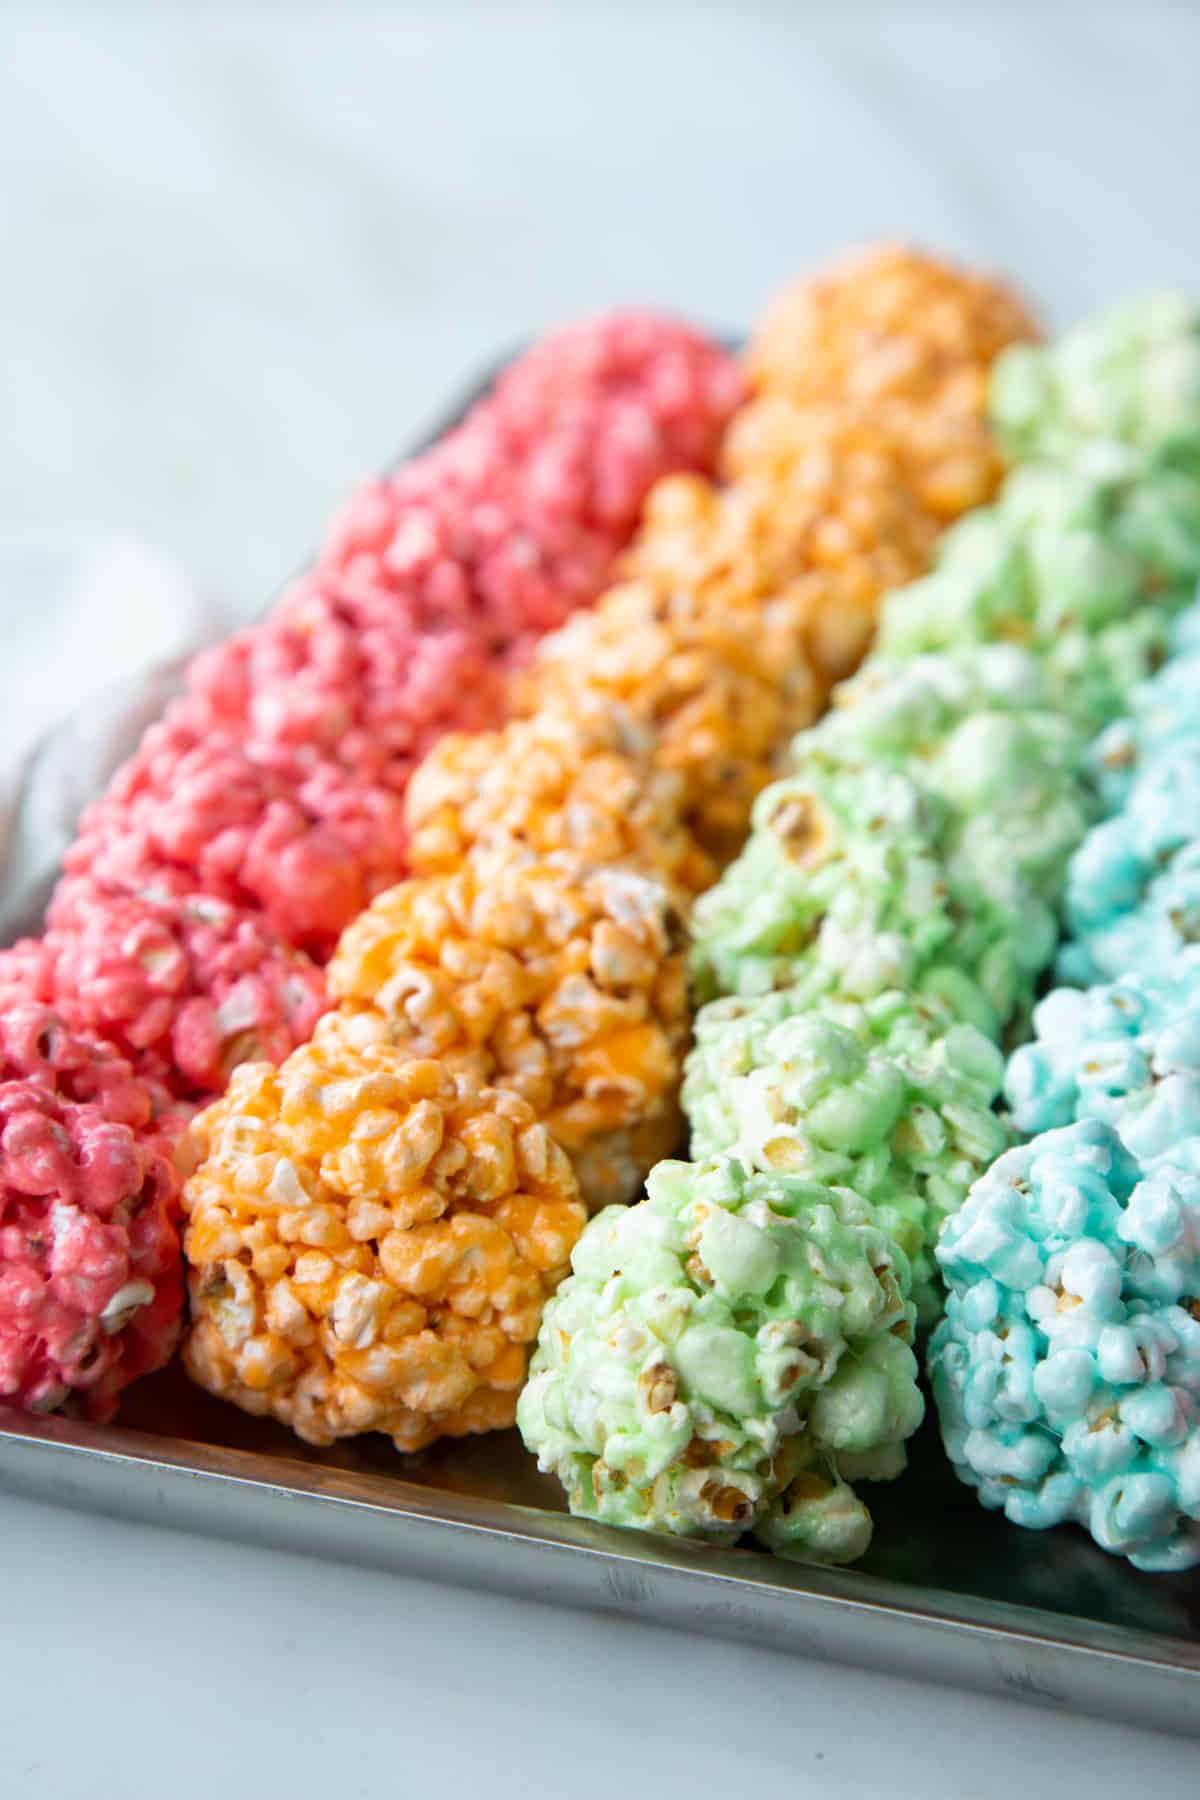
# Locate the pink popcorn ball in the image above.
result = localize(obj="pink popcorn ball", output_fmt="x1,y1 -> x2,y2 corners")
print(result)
320,313 -> 745,658
43,879 -> 329,1101
0,1005 -> 184,1420
70,600 -> 507,954
0,937 -> 56,1006
0,999 -> 165,1134
485,310 -> 746,506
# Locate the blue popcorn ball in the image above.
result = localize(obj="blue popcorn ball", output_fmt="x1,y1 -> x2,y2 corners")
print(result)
1059,751 -> 1200,985
1168,594 -> 1200,659
929,1119 -> 1200,1572
1005,960 -> 1200,1167
1088,608 -> 1200,809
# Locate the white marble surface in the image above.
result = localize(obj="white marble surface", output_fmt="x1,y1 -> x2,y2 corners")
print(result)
2,4 -> 1200,1794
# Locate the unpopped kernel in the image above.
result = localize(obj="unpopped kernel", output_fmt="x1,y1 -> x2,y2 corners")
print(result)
182,1023 -> 586,1452
518,1156 -> 922,1563
327,859 -> 689,1210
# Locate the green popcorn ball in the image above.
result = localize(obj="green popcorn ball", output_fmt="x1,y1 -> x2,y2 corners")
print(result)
930,1119 -> 1200,1574
876,446 -> 1200,730
813,651 -> 1093,896
517,1156 -> 923,1565
683,987 -> 1007,1321
811,644 -> 1095,900
992,292 -> 1200,462
688,755 -> 958,1007
814,641 -> 1071,768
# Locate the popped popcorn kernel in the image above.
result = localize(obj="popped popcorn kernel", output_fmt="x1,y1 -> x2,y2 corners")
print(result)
684,986 -> 1007,1320
182,1022 -> 586,1451
70,614 -> 503,957
327,859 -> 689,1210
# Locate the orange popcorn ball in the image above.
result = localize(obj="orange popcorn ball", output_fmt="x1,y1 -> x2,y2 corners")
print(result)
404,696 -> 716,900
730,243 -> 1039,520
628,448 -> 939,697
181,1021 -> 585,1451
327,859 -> 689,1210
515,568 -> 821,866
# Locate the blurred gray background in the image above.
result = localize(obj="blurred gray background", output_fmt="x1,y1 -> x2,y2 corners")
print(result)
4,1 -> 1200,620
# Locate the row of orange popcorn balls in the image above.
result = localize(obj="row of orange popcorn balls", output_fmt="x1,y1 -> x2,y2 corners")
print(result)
177,247 -> 1039,1454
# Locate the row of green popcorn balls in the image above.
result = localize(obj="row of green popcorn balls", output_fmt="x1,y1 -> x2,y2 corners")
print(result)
517,292 -> 1200,1567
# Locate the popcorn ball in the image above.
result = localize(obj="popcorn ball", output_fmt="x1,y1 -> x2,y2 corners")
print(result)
1087,611 -> 1200,811
42,879 -> 329,1102
929,1119 -> 1200,1573
518,1156 -> 923,1564
688,755 -> 963,1009
876,446 -> 1200,731
327,859 -> 689,1210
992,292 -> 1200,463
404,695 -> 715,900
1057,745 -> 1200,987
626,427 -> 940,697
515,569 -> 821,865
1006,960 -> 1200,1169
181,1018 -> 586,1451
70,608 -> 503,956
320,311 -> 746,658
0,1004 -> 183,1420
683,987 -> 1007,1320
733,244 -> 1039,518
810,645 -> 1093,899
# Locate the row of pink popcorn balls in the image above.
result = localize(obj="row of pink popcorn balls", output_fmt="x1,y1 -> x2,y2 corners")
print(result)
0,312 -> 744,1420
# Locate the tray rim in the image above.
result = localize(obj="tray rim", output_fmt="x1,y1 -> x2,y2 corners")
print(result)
3,1407 -> 1198,1742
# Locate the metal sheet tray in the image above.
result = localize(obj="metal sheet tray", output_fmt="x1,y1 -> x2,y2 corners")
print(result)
1,347 -> 1197,1741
